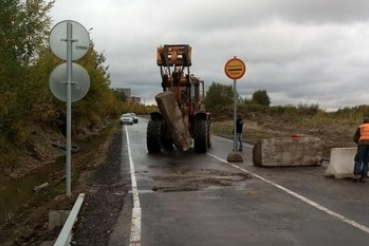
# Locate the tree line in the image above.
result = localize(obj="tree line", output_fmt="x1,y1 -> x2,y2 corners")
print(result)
0,0 -> 124,165
205,82 -> 271,111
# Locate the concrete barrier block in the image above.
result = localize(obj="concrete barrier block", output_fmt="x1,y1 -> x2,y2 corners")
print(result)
253,135 -> 323,167
155,91 -> 192,151
325,147 -> 356,179
49,210 -> 70,230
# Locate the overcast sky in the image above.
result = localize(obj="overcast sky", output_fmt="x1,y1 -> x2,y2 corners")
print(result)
50,0 -> 369,110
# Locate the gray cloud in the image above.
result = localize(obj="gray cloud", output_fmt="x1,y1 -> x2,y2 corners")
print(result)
50,0 -> 369,110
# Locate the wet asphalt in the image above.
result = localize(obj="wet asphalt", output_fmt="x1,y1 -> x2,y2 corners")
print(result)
107,117 -> 369,246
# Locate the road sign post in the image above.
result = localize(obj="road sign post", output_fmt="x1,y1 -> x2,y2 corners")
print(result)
224,56 -> 246,162
49,20 -> 90,197
66,22 -> 73,197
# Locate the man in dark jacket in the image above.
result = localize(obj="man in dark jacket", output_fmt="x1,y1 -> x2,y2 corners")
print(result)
236,113 -> 244,152
353,117 -> 369,182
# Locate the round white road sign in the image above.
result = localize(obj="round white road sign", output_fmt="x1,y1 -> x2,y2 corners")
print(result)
49,62 -> 90,102
49,20 -> 90,60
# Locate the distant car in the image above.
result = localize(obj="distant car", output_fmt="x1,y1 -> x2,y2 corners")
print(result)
129,113 -> 138,123
120,114 -> 134,125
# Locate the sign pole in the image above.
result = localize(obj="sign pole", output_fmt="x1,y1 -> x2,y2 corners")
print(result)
49,20 -> 90,197
224,56 -> 246,163
233,79 -> 237,151
66,22 -> 72,197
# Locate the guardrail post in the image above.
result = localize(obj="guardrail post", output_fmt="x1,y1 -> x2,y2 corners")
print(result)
53,193 -> 85,246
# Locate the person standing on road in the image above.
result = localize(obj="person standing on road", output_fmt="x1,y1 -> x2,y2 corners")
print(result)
353,117 -> 369,182
236,113 -> 244,152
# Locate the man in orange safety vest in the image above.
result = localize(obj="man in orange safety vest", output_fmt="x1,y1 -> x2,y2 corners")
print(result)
353,117 -> 369,182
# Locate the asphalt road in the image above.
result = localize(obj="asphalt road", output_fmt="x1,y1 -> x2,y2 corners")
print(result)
108,117 -> 369,246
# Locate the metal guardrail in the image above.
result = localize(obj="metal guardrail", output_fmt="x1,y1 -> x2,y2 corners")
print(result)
54,193 -> 85,246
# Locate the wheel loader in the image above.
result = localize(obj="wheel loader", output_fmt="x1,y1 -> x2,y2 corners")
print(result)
146,44 -> 211,153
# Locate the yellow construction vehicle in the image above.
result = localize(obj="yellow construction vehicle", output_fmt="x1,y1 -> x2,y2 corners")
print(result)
147,44 -> 211,153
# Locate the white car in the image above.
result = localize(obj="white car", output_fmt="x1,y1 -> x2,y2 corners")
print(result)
129,113 -> 138,123
120,114 -> 134,125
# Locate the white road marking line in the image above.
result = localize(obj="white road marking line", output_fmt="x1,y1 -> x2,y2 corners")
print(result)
124,125 -> 142,246
208,153 -> 369,234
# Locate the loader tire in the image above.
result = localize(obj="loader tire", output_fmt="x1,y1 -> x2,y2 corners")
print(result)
194,119 -> 208,153
147,120 -> 163,153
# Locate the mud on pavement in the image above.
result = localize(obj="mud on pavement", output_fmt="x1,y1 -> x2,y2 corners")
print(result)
152,168 -> 250,192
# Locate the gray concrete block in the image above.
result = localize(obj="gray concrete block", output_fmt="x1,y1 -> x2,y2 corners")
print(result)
253,135 -> 323,167
155,91 -> 192,151
49,210 -> 71,230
